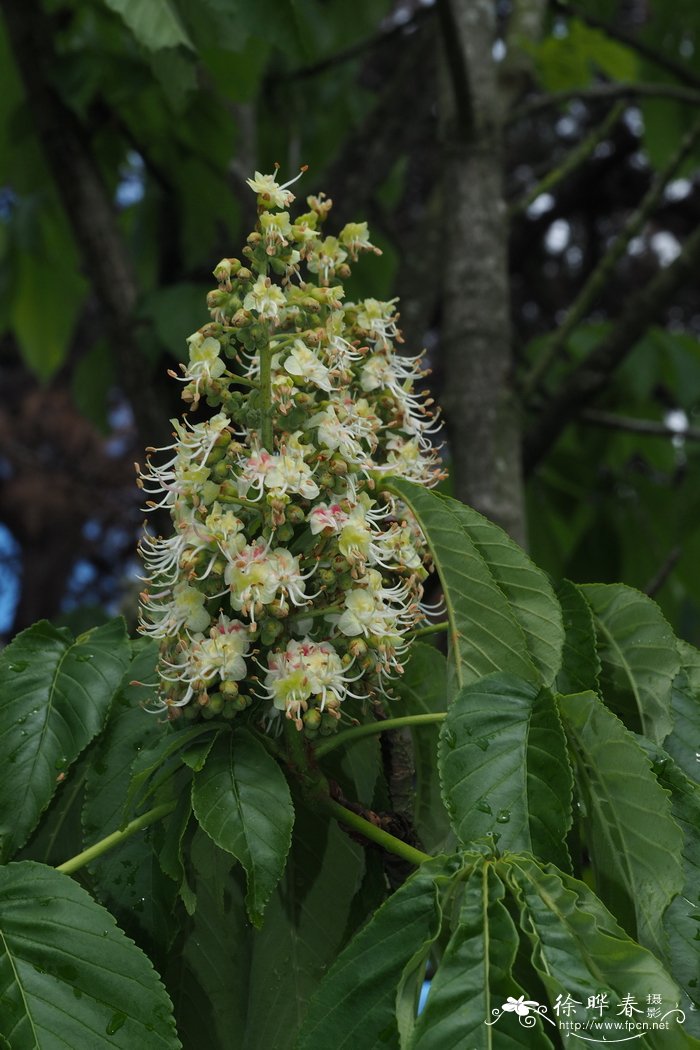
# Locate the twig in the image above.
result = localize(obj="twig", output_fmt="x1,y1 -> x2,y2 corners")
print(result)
550,0 -> 700,92
508,102 -> 624,219
314,713 -> 446,759
522,116 -> 700,400
323,797 -> 431,867
644,548 -> 681,597
56,801 -> 177,876
580,409 -> 700,442
510,81 -> 700,124
523,220 -> 700,472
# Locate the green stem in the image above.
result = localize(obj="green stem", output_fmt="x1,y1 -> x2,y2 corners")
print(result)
314,713 -> 446,758
228,373 -> 259,390
56,801 -> 176,876
288,603 -> 343,622
259,338 -> 274,451
324,798 -> 431,866
408,620 -> 449,640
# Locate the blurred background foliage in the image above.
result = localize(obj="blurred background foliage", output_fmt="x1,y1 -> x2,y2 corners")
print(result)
2,0 -> 700,644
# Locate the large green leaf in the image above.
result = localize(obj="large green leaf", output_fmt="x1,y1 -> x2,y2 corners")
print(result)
393,642 -> 452,853
101,0 -> 193,50
0,618 -> 129,862
667,640 -> 700,785
166,829 -> 249,1050
558,690 -> 684,959
411,862 -> 553,1049
555,579 -> 600,695
243,805 -> 365,1050
439,675 -> 572,870
580,583 -> 680,743
503,855 -> 689,1050
0,861 -> 179,1049
296,856 -> 456,1050
637,740 -> 700,1027
439,497 -> 563,686
387,480 -> 536,689
191,729 -> 294,927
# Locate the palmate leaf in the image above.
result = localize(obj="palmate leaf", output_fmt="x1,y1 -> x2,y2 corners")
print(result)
666,640 -> 700,784
437,496 -> 564,686
0,861 -> 179,1049
296,856 -> 457,1050
101,0 -> 193,49
580,583 -> 680,743
0,618 -> 130,862
191,728 -> 294,927
386,480 -> 537,690
392,642 -> 452,853
503,856 -> 694,1050
438,675 -> 572,870
411,862 -> 553,1050
555,579 -> 600,695
557,691 -> 684,960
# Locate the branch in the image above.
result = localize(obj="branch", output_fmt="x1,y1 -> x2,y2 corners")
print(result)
550,0 -> 700,92
523,220 -> 700,472
511,81 -> 700,124
580,409 -> 700,442
0,1 -> 162,444
645,547 -> 681,597
522,116 -> 700,400
508,102 -> 624,219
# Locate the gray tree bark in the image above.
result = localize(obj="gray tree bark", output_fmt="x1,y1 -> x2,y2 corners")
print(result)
438,0 -> 527,546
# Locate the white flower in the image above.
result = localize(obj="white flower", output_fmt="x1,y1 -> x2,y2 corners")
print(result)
308,501 -> 349,535
246,168 -> 305,208
284,340 -> 333,392
338,221 -> 380,259
354,298 -> 399,347
243,274 -> 287,320
140,581 -> 211,638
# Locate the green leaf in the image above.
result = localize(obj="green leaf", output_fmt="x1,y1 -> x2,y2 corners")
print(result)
166,829 -> 249,1049
191,729 -> 294,927
0,861 -> 179,1048
296,856 -> 455,1050
667,640 -> 700,784
439,675 -> 572,870
72,340 -> 115,433
438,497 -> 564,686
0,618 -> 129,862
555,579 -> 600,695
101,0 -> 193,50
125,722 -> 219,817
411,863 -> 553,1049
503,855 -> 689,1050
636,740 -> 700,1025
387,480 -> 536,690
580,583 -> 680,742
557,690 -> 684,958
393,642 -> 452,853
242,804 -> 365,1050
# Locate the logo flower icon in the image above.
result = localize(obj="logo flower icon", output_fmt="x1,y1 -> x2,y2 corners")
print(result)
502,996 -> 540,1017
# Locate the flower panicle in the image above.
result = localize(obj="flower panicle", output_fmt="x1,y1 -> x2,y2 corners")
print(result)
137,169 -> 444,735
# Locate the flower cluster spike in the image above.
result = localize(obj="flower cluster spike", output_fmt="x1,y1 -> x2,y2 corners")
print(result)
137,169 -> 444,736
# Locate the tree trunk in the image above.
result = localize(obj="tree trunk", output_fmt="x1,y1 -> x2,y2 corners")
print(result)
438,0 -> 527,546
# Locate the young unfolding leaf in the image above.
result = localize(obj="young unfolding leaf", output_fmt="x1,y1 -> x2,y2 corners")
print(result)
0,861 -> 179,1049
666,640 -> 700,785
191,728 -> 294,927
502,855 -> 688,1050
580,583 -> 680,743
439,674 -> 572,870
0,618 -> 129,862
386,481 -> 537,690
557,690 -> 684,960
295,856 -> 459,1050
437,496 -> 563,687
555,579 -> 600,695
411,862 -> 554,1049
